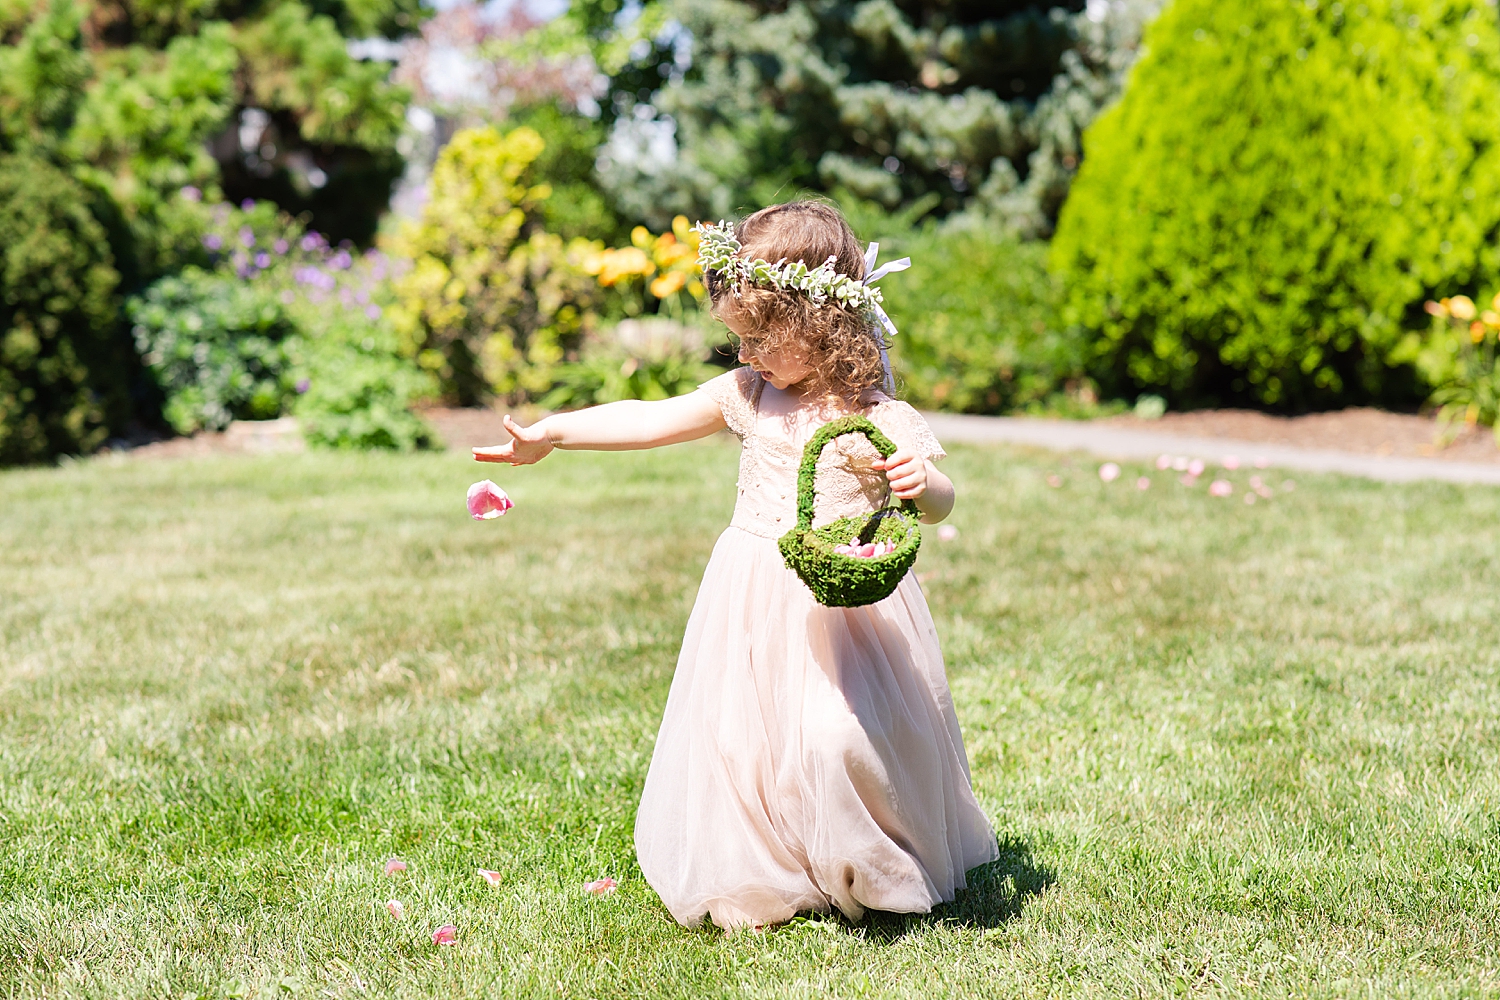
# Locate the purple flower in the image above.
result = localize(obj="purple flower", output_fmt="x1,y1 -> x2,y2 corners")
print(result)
255,253 -> 271,268
295,378 -> 310,394
203,234 -> 223,250
180,186 -> 202,202
299,233 -> 325,252
239,226 -> 256,248
329,250 -> 352,271
235,263 -> 252,279
365,304 -> 382,320
339,288 -> 354,307
241,199 -> 255,210
356,288 -> 370,305
274,239 -> 289,254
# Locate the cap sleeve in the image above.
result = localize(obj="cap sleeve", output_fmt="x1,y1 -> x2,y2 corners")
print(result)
698,367 -> 760,439
869,400 -> 947,463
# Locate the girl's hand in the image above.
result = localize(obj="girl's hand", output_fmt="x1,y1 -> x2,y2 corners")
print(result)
472,415 -> 553,465
874,447 -> 927,500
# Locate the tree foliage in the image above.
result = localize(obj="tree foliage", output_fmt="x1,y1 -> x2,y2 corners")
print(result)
1052,0 -> 1500,410
597,0 -> 1159,234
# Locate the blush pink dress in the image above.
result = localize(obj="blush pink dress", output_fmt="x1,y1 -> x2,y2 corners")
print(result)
633,367 -> 999,930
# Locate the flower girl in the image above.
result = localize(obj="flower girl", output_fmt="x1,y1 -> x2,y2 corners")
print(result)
475,201 -> 997,929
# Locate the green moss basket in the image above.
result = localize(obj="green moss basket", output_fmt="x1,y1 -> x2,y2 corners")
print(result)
778,415 -> 922,608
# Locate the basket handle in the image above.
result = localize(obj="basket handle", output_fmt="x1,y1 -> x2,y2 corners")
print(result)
794,415 -> 921,531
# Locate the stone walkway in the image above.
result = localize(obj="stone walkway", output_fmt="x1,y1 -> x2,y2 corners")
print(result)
921,412 -> 1500,486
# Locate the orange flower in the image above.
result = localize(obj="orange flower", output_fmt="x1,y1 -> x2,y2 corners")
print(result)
1472,321 -> 1486,344
650,271 -> 687,298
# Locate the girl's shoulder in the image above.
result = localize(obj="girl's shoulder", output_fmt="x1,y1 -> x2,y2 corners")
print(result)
698,367 -> 761,438
863,393 -> 947,463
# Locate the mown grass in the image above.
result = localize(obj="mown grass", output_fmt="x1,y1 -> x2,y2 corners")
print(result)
2,439 -> 1499,999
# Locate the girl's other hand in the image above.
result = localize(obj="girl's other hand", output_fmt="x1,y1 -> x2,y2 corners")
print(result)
873,448 -> 927,499
473,415 -> 554,465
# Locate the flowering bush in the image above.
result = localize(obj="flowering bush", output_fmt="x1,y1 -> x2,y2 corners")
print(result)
1420,295 -> 1500,444
131,200 -> 437,448
581,217 -> 705,320
385,125 -> 602,404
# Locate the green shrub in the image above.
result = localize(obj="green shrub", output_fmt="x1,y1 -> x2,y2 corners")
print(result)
128,267 -> 298,434
1052,0 -> 1500,410
0,153 -> 129,464
865,216 -> 1082,413
292,318 -> 438,452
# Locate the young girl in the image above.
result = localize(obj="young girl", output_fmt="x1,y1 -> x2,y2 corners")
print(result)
475,201 -> 998,930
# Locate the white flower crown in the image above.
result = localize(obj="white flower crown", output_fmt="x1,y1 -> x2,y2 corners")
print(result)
692,221 -> 910,341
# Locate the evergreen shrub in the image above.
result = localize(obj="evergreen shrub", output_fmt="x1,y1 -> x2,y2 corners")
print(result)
0,154 -> 129,464
1052,0 -> 1500,410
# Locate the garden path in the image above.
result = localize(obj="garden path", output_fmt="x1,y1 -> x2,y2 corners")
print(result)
921,412 -> 1500,486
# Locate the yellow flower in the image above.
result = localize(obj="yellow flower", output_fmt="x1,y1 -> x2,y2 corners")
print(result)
650,270 -> 687,298
1450,295 -> 1477,320
1482,310 -> 1500,328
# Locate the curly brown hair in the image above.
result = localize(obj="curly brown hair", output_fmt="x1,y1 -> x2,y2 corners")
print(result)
705,201 -> 887,404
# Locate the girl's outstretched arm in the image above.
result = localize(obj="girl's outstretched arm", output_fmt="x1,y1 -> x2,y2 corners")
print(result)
472,391 -> 728,465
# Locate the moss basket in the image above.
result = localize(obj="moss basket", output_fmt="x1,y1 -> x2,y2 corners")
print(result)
778,415 -> 922,608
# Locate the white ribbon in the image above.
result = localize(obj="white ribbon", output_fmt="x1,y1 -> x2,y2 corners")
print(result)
862,243 -> 912,393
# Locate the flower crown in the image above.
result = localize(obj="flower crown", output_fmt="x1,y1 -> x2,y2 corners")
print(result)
692,221 -> 910,340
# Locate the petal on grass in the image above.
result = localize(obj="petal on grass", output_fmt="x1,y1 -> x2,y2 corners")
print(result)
583,877 -> 618,897
478,869 -> 503,886
1098,463 -> 1120,482
386,900 -> 404,919
384,858 -> 407,876
467,480 -> 514,521
1136,477 -> 1151,490
1209,480 -> 1233,497
432,924 -> 458,946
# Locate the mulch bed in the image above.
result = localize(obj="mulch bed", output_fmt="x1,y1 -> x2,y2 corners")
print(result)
112,405 -> 1500,466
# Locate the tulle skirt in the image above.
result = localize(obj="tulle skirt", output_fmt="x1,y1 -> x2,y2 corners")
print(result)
635,526 -> 999,930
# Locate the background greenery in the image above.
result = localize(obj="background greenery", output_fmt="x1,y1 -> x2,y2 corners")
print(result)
7,0 -> 1500,463
3,444 -> 1499,996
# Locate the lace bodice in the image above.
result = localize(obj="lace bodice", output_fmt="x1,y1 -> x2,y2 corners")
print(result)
699,368 -> 946,540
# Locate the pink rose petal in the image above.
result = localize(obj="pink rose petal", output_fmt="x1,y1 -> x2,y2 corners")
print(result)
1254,456 -> 1271,469
1187,459 -> 1206,477
1208,480 -> 1233,497
478,869 -> 503,886
1046,475 -> 1062,488
1172,456 -> 1189,471
1222,455 -> 1240,470
386,900 -> 404,919
1179,474 -> 1198,487
432,924 -> 458,946
467,480 -> 514,520
583,877 -> 617,897
1098,462 -> 1121,482
1155,454 -> 1172,471
1136,476 -> 1151,490
1256,485 -> 1274,499
384,858 -> 407,876
937,525 -> 958,541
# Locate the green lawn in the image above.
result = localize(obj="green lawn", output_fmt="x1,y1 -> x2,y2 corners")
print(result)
3,440 -> 1500,999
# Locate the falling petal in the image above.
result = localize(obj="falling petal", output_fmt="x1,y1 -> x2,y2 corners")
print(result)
1188,459 -> 1206,477
384,858 -> 407,876
1136,477 -> 1151,490
432,924 -> 458,946
386,900 -> 404,919
937,524 -> 959,541
1221,455 -> 1240,470
478,869 -> 503,887
584,878 -> 618,897
1209,480 -> 1233,497
467,480 -> 514,520
1155,454 -> 1172,471
1098,462 -> 1121,482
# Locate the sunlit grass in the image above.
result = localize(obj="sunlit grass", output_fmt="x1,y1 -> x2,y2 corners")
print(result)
3,441 -> 1499,998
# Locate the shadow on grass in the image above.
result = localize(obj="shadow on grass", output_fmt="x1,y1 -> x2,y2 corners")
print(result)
781,834 -> 1055,943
